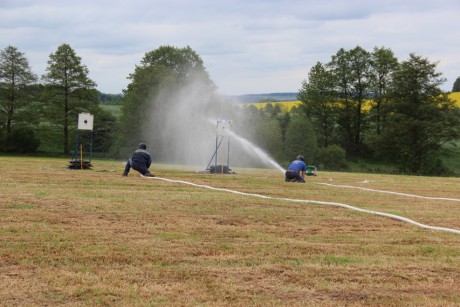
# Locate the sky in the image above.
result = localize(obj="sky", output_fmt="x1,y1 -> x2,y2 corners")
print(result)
1,0 -> 459,95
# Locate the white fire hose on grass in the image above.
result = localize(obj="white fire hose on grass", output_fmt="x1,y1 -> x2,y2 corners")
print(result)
143,175 -> 460,235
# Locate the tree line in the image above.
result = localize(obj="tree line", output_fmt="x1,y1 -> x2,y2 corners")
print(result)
1,44 -> 459,175
0,44 -> 116,155
297,46 -> 460,174
231,46 -> 460,175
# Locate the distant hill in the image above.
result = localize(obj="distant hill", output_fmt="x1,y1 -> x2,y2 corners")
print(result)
231,92 -> 298,103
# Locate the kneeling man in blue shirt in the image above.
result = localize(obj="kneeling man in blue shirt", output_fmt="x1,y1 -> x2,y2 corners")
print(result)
285,155 -> 306,183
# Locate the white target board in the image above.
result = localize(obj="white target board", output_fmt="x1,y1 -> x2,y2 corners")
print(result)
78,113 -> 94,130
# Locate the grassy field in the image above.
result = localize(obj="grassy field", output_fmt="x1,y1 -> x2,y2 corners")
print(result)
100,104 -> 123,119
1,156 -> 459,306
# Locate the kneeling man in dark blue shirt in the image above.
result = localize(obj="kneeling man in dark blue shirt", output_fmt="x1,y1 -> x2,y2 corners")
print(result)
123,143 -> 154,177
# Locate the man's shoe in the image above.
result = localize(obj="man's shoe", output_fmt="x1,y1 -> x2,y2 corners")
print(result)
122,173 -> 128,176
144,173 -> 155,177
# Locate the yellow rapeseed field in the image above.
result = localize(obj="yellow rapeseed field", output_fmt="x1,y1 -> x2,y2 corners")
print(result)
450,91 -> 460,106
244,92 -> 460,112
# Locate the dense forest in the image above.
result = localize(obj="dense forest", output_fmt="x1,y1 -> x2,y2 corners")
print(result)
1,44 -> 459,175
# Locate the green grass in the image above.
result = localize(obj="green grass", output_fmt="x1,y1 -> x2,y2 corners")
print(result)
100,104 -> 122,118
0,156 -> 459,306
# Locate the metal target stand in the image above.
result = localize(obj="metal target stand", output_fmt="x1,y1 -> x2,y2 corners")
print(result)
205,119 -> 235,174
68,113 -> 94,169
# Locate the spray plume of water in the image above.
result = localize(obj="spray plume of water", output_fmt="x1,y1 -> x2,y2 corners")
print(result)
142,77 -> 220,166
226,129 -> 285,173
141,76 -> 285,172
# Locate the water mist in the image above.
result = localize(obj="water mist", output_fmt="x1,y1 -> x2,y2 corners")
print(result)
226,129 -> 285,173
141,75 -> 286,172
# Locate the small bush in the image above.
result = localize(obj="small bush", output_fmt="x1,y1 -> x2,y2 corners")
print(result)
420,158 -> 453,176
8,127 -> 41,153
0,129 -> 5,152
315,145 -> 348,170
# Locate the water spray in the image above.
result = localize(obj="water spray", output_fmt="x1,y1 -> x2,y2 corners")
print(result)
204,118 -> 286,174
226,129 -> 285,173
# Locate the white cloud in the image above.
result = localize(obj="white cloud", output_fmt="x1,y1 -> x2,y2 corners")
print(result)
1,0 -> 459,94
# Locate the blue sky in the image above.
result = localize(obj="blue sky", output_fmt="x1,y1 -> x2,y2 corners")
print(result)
1,0 -> 459,95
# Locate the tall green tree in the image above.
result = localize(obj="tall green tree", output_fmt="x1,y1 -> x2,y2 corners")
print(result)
375,54 -> 460,173
347,46 -> 372,150
117,45 -> 216,159
252,116 -> 283,160
141,45 -> 210,80
283,115 -> 317,163
42,44 -> 96,154
277,111 -> 291,143
370,47 -> 398,135
453,76 -> 460,92
328,46 -> 373,156
0,46 -> 37,148
328,48 -> 353,149
298,62 -> 337,147
117,64 -> 167,155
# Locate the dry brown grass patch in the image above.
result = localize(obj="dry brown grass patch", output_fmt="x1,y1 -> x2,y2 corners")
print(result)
0,157 -> 459,306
